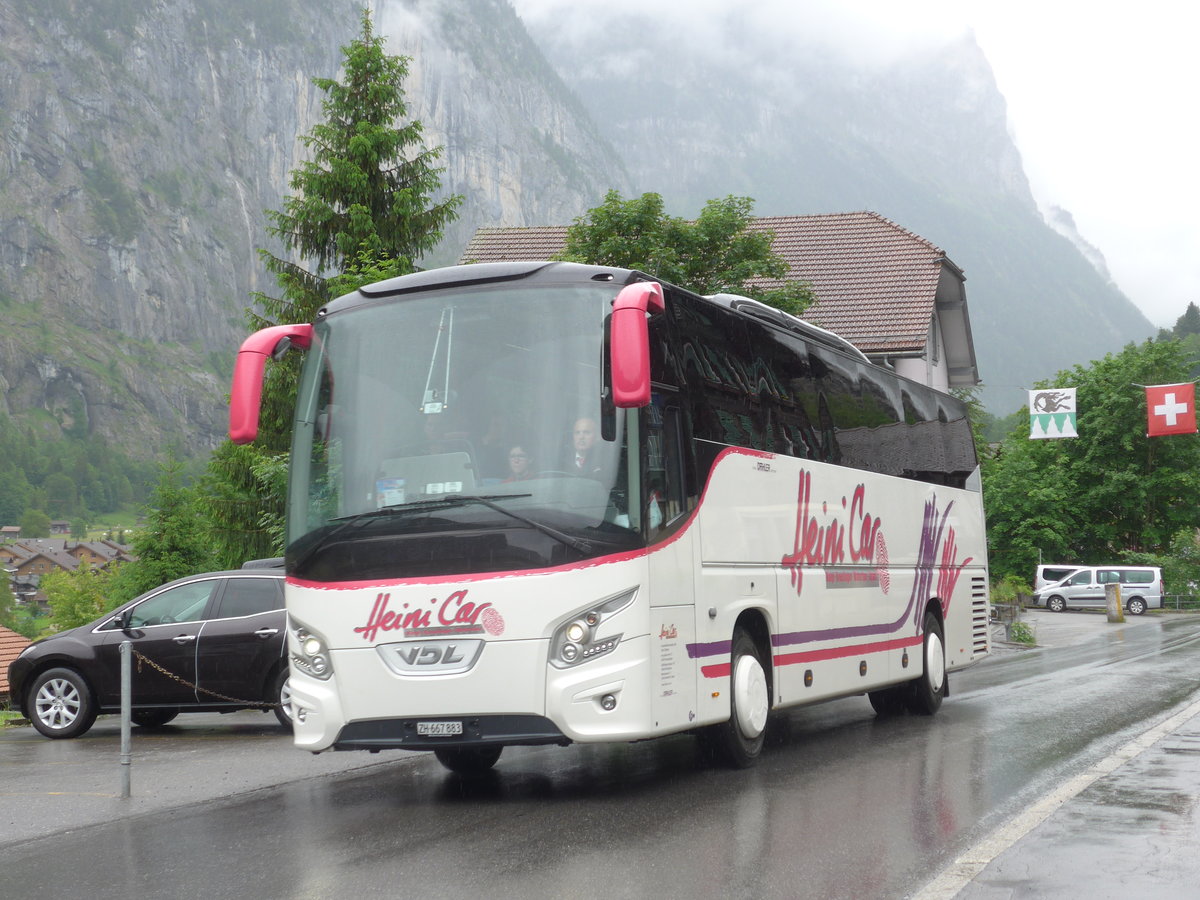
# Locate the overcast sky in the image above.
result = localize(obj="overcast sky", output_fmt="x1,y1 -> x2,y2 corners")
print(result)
510,0 -> 1199,327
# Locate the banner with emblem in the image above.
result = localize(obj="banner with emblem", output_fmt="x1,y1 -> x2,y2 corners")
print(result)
1145,383 -> 1197,437
1029,388 -> 1077,439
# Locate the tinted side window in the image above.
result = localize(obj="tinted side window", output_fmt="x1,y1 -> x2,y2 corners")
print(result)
130,580 -> 218,627
1042,567 -> 1076,583
1068,571 -> 1091,585
1122,570 -> 1155,584
216,577 -> 283,619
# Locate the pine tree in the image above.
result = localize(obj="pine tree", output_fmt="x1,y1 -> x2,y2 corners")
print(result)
202,8 -> 460,566
1173,301 -> 1200,337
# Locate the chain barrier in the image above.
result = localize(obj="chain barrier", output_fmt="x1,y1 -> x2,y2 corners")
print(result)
131,648 -> 278,708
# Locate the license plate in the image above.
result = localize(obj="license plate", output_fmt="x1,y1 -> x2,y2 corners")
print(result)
416,721 -> 463,737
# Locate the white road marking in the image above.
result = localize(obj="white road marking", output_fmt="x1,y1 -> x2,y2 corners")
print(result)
913,695 -> 1200,899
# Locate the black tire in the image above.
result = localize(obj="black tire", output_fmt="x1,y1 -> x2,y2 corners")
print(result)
131,708 -> 179,728
701,628 -> 770,768
271,668 -> 294,729
1127,597 -> 1147,616
868,685 -> 908,716
905,610 -> 946,716
27,668 -> 97,739
434,745 -> 503,775
1047,595 -> 1067,613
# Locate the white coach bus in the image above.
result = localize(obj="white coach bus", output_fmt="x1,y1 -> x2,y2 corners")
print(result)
229,261 -> 989,773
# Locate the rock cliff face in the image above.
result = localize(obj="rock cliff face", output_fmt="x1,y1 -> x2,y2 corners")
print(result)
0,0 -> 1158,460
380,0 -> 630,264
0,0 -> 356,453
0,0 -> 628,456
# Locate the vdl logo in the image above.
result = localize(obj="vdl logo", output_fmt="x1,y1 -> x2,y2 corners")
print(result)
380,639 -> 485,676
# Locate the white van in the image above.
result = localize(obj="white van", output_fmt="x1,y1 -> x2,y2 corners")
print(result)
1034,564 -> 1082,592
1032,566 -> 1162,615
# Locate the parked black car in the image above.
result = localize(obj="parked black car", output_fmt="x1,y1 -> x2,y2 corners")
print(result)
9,567 -> 291,739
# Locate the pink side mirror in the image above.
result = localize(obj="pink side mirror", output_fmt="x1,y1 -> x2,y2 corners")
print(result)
229,324 -> 313,444
610,282 -> 665,408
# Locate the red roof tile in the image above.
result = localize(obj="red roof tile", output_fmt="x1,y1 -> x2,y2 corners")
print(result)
459,212 -> 950,355
0,624 -> 32,699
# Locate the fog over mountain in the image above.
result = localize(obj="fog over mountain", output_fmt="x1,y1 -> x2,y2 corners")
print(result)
504,1 -> 1155,413
0,0 -> 1153,461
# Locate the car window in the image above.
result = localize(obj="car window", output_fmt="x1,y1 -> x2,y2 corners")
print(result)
1098,570 -> 1122,584
1066,570 -> 1090,585
1042,567 -> 1076,583
215,577 -> 283,619
129,579 -> 219,627
1122,570 -> 1155,584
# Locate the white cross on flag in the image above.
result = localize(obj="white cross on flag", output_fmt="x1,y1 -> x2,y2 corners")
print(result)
1145,383 -> 1197,437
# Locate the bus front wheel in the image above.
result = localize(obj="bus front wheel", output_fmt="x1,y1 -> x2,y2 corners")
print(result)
434,745 -> 503,775
701,628 -> 769,768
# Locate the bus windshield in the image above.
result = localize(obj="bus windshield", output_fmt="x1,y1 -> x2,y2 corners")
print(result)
286,280 -> 641,581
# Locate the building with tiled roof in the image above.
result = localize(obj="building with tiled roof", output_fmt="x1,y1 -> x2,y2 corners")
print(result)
461,211 -> 979,391
0,624 -> 32,702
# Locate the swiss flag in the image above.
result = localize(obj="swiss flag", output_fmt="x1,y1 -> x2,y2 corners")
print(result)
1146,383 -> 1198,436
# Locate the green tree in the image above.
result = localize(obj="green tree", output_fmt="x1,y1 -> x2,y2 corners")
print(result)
42,567 -> 119,632
1161,528 -> 1200,602
20,508 -> 51,538
1173,301 -> 1200,337
201,7 -> 461,567
0,567 -> 39,638
112,461 -> 214,605
43,472 -> 78,518
558,190 -> 815,315
985,339 -> 1200,578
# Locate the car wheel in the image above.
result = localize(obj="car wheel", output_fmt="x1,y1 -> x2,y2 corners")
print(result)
1127,597 -> 1147,616
434,745 -> 503,775
700,628 -> 770,767
131,708 -> 179,728
28,668 -> 97,739
905,610 -> 945,716
271,668 -> 294,729
1047,595 -> 1067,613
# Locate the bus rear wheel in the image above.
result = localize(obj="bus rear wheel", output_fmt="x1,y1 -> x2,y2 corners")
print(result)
906,610 -> 945,716
434,745 -> 503,775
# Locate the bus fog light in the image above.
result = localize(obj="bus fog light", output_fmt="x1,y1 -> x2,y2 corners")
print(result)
600,694 -> 617,711
549,588 -> 637,669
301,635 -> 324,656
291,620 -> 334,680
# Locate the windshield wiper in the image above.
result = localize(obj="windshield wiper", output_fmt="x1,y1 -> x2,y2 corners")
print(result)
322,493 -> 592,555
449,494 -> 593,555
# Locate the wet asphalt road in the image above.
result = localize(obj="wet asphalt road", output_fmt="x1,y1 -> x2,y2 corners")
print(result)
3,610 -> 1200,899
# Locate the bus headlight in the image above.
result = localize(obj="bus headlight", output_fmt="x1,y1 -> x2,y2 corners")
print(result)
550,587 -> 637,669
291,621 -> 334,681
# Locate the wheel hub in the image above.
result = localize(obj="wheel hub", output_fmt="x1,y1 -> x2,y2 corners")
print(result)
926,631 -> 946,693
733,655 -> 769,738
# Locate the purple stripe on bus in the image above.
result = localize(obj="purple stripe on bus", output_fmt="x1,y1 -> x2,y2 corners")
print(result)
772,619 -> 907,647
686,640 -> 732,659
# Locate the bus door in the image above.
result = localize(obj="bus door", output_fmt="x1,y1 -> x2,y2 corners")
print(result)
642,395 -> 698,730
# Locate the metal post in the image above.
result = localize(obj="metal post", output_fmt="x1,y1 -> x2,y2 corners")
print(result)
119,640 -> 132,799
